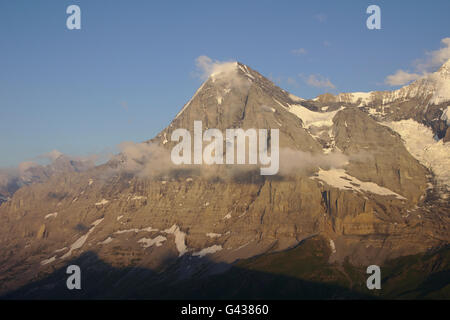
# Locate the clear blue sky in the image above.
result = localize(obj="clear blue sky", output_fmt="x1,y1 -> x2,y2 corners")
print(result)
1,0 -> 449,166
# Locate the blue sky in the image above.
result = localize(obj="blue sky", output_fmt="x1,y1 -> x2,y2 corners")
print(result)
1,0 -> 449,166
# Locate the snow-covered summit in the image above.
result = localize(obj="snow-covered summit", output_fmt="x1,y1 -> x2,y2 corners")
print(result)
318,59 -> 450,106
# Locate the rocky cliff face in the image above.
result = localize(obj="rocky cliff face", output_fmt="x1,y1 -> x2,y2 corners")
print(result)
0,62 -> 449,297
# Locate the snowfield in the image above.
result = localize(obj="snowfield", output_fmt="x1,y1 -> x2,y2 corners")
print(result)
383,119 -> 450,186
287,105 -> 343,129
315,168 -> 406,200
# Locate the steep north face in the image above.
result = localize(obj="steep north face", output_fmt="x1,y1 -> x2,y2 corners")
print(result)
0,61 -> 449,298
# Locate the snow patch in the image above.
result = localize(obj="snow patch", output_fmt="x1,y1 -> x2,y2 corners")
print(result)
273,98 -> 287,109
91,218 -> 104,227
441,106 -> 450,125
41,256 -> 56,266
288,93 -> 304,102
288,105 -> 344,128
233,241 -> 252,251
130,195 -> 146,201
261,105 -> 276,113
61,218 -> 104,259
315,168 -> 406,200
329,239 -> 336,254
114,226 -> 158,234
115,228 -> 141,234
163,224 -> 187,256
192,245 -> 223,257
99,237 -> 113,245
138,235 -> 167,248
237,64 -> 255,80
54,247 -> 67,253
45,212 -> 58,219
206,233 -> 222,238
95,199 -> 109,206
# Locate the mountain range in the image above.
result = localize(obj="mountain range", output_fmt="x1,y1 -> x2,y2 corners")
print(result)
0,59 -> 449,299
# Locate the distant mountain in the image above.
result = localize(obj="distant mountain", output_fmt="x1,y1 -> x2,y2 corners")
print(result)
0,155 -> 94,204
0,60 -> 448,299
314,58 -> 450,141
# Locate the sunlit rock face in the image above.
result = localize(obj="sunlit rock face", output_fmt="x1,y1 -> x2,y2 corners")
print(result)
0,61 -> 448,298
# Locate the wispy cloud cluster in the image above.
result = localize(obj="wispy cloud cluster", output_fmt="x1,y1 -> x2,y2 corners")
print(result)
194,55 -> 250,89
415,37 -> 450,73
385,37 -> 450,86
314,13 -> 327,23
286,76 -> 301,88
385,70 -> 422,86
195,55 -> 238,80
116,138 -> 352,182
271,73 -> 336,91
291,48 -> 307,56
118,141 -> 174,178
0,168 -> 19,193
305,74 -> 336,89
279,149 -> 348,176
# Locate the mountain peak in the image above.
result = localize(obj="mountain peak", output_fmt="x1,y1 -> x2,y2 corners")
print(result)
209,61 -> 238,78
207,61 -> 258,83
437,58 -> 450,76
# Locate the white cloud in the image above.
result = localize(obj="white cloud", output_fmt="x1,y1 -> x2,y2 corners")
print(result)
415,37 -> 450,73
120,101 -> 129,111
385,70 -> 422,86
286,77 -> 300,87
385,37 -> 450,86
306,74 -> 336,89
315,13 -> 327,23
194,56 -> 251,90
118,141 -> 174,178
279,149 -> 349,176
291,48 -> 307,55
195,55 -> 237,80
